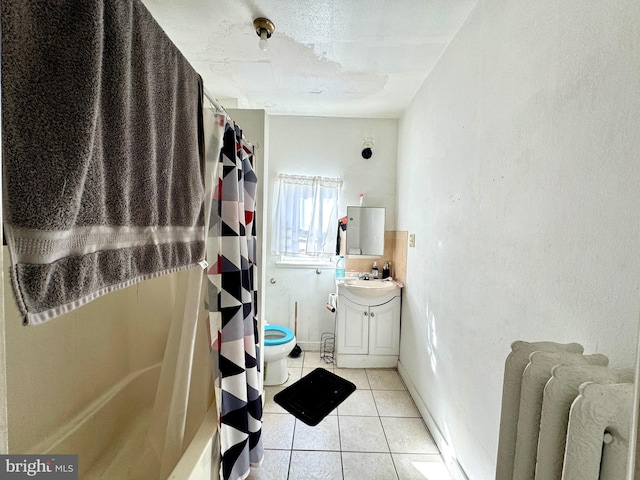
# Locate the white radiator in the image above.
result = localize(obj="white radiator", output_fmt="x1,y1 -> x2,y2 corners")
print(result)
496,341 -> 634,480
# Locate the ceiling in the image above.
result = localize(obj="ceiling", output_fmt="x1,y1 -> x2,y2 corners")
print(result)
142,0 -> 478,118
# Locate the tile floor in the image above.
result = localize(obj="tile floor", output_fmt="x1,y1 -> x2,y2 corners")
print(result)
248,351 -> 452,480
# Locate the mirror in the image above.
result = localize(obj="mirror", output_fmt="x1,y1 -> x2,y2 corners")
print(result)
346,206 -> 385,256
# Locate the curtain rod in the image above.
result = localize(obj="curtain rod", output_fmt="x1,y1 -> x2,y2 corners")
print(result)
203,86 -> 248,141
203,87 -> 229,117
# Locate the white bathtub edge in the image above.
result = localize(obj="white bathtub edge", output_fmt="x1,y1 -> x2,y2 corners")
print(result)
168,405 -> 219,480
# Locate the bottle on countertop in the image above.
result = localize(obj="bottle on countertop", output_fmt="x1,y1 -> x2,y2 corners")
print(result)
335,255 -> 346,280
382,261 -> 390,279
371,261 -> 379,279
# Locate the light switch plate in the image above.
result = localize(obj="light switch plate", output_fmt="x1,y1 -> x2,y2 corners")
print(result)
409,234 -> 416,248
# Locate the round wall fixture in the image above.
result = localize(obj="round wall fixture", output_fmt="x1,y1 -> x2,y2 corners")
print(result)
361,137 -> 374,159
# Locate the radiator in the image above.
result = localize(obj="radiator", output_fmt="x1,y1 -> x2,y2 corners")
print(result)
496,341 -> 634,480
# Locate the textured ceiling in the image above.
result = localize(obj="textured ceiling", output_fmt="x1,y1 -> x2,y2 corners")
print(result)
142,0 -> 478,118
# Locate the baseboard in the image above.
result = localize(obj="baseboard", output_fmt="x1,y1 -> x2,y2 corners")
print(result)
336,354 -> 397,368
397,361 -> 470,480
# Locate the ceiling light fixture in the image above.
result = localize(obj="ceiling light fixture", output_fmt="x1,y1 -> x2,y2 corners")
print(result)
253,17 -> 275,51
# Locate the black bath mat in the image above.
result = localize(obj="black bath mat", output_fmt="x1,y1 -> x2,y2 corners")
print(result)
274,368 -> 356,426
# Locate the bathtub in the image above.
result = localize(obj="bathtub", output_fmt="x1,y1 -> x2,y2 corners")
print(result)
31,363 -> 161,478
168,407 -> 219,480
27,362 -> 218,479
2,253 -> 218,479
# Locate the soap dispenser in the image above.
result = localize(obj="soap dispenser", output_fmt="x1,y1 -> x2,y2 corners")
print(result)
371,261 -> 379,279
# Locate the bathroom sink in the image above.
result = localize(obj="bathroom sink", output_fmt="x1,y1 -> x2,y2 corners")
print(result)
341,279 -> 398,297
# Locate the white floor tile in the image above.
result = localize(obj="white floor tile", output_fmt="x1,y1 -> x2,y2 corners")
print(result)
261,413 -> 295,450
302,366 -> 335,379
373,390 -> 420,417
381,417 -> 439,454
263,368 -> 303,414
288,451 -> 343,480
302,351 -> 333,369
263,386 -> 288,414
339,416 -> 389,453
337,390 -> 378,416
392,454 -> 452,480
366,369 -> 406,390
247,449 -> 291,480
258,367 -> 447,479
287,351 -> 304,368
284,367 -> 303,385
293,415 -> 341,451
334,368 -> 370,389
342,452 -> 399,480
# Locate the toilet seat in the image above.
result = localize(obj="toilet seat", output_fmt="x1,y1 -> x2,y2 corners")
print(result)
264,325 -> 295,346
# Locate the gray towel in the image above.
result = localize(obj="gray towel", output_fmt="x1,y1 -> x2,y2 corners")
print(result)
2,0 -> 206,324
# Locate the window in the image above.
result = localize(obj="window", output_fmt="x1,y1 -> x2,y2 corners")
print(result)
271,174 -> 342,257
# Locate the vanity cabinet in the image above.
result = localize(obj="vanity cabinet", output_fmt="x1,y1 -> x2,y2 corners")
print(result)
336,285 -> 401,368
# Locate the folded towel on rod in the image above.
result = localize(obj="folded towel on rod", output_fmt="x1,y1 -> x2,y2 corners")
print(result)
2,0 -> 206,324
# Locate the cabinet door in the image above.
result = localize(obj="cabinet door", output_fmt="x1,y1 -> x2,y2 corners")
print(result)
337,296 -> 369,355
369,296 -> 400,356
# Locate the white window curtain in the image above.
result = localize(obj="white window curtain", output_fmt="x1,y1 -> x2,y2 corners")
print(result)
271,174 -> 343,256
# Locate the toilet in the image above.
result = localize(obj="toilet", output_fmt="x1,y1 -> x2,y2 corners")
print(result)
263,324 -> 297,386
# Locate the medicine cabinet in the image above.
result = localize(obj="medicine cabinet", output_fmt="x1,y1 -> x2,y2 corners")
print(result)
345,206 -> 385,256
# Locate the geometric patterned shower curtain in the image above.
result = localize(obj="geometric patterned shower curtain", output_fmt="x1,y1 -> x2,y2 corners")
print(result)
206,116 -> 264,480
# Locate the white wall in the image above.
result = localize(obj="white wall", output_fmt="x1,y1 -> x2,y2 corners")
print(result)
396,1 -> 640,478
266,116 -> 398,349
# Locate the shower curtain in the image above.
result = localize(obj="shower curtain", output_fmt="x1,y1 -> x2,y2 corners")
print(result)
128,101 -> 222,480
207,115 -> 264,480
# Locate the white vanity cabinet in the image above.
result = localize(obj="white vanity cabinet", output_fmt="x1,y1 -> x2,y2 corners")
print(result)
336,284 -> 401,368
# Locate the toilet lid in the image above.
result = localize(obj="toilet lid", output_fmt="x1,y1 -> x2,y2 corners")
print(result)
264,325 -> 295,346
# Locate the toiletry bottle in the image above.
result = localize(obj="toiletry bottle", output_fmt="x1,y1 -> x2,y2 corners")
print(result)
382,261 -> 389,279
371,261 -> 379,279
335,256 -> 346,280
